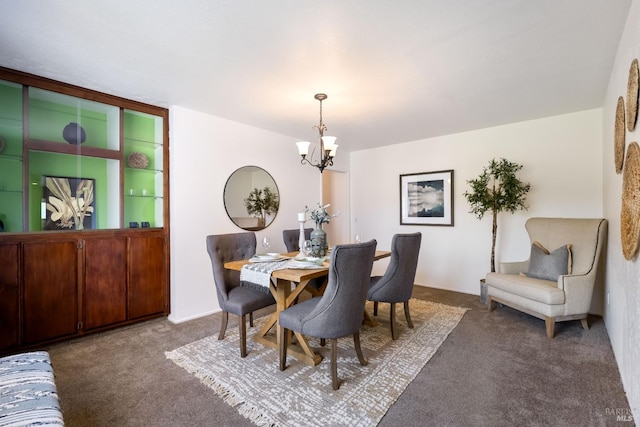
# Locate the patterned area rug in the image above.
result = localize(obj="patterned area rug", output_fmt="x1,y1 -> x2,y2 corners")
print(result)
166,299 -> 468,427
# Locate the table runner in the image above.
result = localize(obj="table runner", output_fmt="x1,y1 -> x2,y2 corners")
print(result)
240,260 -> 289,292
240,258 -> 328,294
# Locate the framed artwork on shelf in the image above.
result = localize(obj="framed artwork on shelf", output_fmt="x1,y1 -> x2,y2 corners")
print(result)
400,169 -> 454,226
43,175 -> 96,230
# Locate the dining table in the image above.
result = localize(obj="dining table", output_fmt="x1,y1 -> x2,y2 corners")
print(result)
224,249 -> 391,366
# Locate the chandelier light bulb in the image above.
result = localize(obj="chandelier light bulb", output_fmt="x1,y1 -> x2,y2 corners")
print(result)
321,136 -> 337,151
296,141 -> 311,156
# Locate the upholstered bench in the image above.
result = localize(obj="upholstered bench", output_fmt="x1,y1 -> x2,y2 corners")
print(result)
0,351 -> 64,426
486,217 -> 607,338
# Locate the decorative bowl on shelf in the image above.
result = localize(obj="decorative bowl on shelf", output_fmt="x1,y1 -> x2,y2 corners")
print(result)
128,152 -> 149,169
62,122 -> 87,145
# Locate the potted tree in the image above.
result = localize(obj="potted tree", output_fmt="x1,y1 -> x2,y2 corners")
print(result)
244,187 -> 279,228
463,158 -> 531,274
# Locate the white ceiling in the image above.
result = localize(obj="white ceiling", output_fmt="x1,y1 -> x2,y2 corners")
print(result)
0,0 -> 632,153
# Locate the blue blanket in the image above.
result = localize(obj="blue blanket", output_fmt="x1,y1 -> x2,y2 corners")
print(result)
0,351 -> 64,426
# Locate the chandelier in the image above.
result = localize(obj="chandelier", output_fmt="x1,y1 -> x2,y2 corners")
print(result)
296,93 -> 338,173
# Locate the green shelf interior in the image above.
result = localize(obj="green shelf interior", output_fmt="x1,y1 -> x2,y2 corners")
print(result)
0,81 -> 164,232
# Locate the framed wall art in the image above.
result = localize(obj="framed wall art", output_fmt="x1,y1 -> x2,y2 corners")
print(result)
43,175 -> 96,230
400,169 -> 454,226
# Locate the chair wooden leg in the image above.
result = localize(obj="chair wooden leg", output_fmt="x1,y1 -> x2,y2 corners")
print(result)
249,312 -> 254,327
330,338 -> 339,390
353,332 -> 368,366
279,324 -> 287,371
581,317 -> 589,330
373,301 -> 378,316
218,311 -> 228,340
390,303 -> 398,340
487,296 -> 494,312
545,316 -> 555,339
404,300 -> 414,329
240,314 -> 248,357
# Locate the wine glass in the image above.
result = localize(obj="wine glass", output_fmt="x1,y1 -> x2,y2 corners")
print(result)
302,240 -> 313,257
262,236 -> 271,253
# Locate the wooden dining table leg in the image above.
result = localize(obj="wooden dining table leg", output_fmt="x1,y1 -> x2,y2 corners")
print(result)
280,278 -> 322,366
363,309 -> 378,327
253,278 -> 321,366
275,278 -> 291,349
254,281 -> 279,340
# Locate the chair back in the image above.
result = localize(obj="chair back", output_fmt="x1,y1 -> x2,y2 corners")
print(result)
298,240 -> 377,339
206,232 -> 256,303
369,232 -> 422,303
282,228 -> 313,252
525,218 -> 607,275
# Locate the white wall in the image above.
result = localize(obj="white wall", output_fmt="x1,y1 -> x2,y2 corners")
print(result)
168,106 -> 322,323
602,1 -> 640,419
166,59 -> 638,416
350,109 -> 603,297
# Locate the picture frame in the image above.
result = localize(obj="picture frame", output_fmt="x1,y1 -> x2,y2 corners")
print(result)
43,175 -> 96,230
400,170 -> 454,226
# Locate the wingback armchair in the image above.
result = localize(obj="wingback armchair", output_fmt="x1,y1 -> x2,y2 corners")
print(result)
485,217 -> 607,338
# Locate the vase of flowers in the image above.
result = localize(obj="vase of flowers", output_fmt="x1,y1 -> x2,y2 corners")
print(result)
305,203 -> 334,257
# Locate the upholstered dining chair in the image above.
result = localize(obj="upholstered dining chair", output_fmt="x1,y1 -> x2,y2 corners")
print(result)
282,228 -> 326,297
282,228 -> 313,252
368,232 -> 422,340
206,232 -> 275,357
278,240 -> 377,390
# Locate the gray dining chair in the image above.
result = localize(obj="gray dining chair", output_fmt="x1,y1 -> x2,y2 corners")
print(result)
368,232 -> 422,340
206,232 -> 275,357
282,228 -> 326,297
278,240 -> 377,390
282,228 -> 313,252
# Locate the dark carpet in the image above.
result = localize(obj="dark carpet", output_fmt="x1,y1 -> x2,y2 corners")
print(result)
45,287 -> 632,427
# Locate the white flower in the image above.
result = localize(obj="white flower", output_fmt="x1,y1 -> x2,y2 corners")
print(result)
305,203 -> 339,225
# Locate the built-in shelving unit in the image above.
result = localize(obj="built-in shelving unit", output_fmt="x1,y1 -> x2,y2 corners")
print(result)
0,67 -> 170,354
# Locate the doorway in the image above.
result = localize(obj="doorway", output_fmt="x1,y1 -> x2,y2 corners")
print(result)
322,170 -> 350,246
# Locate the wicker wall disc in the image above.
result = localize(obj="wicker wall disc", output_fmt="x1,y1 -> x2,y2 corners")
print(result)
615,96 -> 626,173
621,142 -> 640,260
626,59 -> 639,132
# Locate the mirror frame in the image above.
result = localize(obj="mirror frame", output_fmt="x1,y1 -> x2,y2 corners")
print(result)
223,166 -> 280,231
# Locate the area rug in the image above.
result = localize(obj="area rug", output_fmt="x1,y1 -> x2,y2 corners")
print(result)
166,299 -> 468,427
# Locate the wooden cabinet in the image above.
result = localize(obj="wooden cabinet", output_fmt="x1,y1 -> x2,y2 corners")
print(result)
84,236 -> 127,330
0,67 -> 170,353
128,235 -> 167,319
0,230 -> 168,352
0,244 -> 19,350
23,240 -> 78,345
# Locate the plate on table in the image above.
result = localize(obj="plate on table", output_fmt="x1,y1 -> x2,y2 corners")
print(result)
250,253 -> 287,263
286,257 -> 328,269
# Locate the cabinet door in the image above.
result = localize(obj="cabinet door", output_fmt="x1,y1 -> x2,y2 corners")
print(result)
84,237 -> 127,330
128,235 -> 166,319
23,240 -> 78,344
0,244 -> 19,350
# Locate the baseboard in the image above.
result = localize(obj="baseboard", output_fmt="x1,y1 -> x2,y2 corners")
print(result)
168,308 -> 221,324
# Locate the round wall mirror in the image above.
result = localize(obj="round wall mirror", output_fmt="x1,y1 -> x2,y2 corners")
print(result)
224,166 -> 280,231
